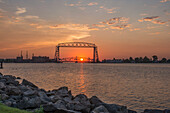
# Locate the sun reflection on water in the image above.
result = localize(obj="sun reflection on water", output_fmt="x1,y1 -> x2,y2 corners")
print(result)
79,63 -> 86,93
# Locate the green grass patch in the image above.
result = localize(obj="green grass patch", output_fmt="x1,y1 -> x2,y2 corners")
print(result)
0,103 -> 31,113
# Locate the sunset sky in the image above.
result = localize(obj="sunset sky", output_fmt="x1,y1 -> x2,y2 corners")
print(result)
0,0 -> 170,60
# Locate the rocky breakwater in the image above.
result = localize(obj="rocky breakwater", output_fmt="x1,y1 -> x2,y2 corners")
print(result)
0,72 -> 169,113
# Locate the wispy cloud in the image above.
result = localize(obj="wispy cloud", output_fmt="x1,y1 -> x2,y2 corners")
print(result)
138,16 -> 167,25
15,7 -> 26,15
110,24 -> 131,30
129,28 -> 141,31
101,17 -> 129,25
138,16 -> 159,22
99,6 -> 117,14
88,2 -> 98,6
152,20 -> 166,24
49,24 -> 94,31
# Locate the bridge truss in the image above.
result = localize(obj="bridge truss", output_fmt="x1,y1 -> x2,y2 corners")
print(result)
55,42 -> 99,63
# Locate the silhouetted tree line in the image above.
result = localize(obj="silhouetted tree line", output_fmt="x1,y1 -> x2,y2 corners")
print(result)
122,55 -> 170,63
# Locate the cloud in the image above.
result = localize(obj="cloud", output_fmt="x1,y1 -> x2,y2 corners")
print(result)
101,17 -> 129,25
140,13 -> 148,16
110,24 -> 130,30
138,16 -> 167,25
65,1 -> 81,7
92,24 -> 105,27
138,16 -> 159,22
129,28 -> 141,31
49,23 -> 98,31
88,2 -> 98,6
152,20 -> 166,24
15,7 -> 26,15
160,0 -> 170,3
99,6 -> 117,14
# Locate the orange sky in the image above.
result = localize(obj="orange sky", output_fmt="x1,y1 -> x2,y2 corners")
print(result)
0,0 -> 170,60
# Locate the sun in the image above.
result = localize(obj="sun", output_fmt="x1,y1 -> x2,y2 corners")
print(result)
80,58 -> 84,61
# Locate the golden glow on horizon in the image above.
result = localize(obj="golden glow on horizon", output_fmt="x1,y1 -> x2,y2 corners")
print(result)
80,58 -> 84,61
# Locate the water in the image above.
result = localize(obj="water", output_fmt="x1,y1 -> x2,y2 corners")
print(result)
0,63 -> 170,112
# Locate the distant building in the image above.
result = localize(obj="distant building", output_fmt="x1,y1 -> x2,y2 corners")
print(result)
32,56 -> 49,63
16,51 -> 23,63
16,56 -> 23,62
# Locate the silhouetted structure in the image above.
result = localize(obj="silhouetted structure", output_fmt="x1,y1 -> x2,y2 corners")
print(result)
32,56 -> 49,63
55,42 -> 99,63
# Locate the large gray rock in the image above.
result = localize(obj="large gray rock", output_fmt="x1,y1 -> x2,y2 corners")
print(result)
38,91 -> 51,104
73,94 -> 91,112
89,96 -> 103,106
53,87 -> 73,98
3,75 -> 16,80
91,105 -> 109,113
7,85 -> 21,95
49,95 -> 62,103
43,102 -> 81,113
102,104 -> 128,113
22,79 -> 38,88
55,100 -> 67,109
6,79 -> 19,86
18,85 -> 31,92
128,110 -> 137,113
23,89 -> 37,96
0,82 -> 6,89
17,97 -> 41,109
4,100 -> 12,106
1,94 -> 9,101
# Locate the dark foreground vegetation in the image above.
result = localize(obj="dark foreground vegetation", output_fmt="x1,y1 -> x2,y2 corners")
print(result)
0,72 -> 169,113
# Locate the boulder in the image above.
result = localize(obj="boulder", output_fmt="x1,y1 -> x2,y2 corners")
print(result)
6,85 -> 21,95
16,77 -> 21,79
38,91 -> 51,104
43,102 -> 59,112
91,105 -> 109,113
6,79 -> 19,86
22,79 -> 38,88
102,103 -> 128,113
54,99 -> 67,109
43,102 -> 81,113
4,100 -> 12,106
3,75 -> 16,80
17,97 -> 41,109
89,96 -> 103,107
18,85 -> 31,92
1,94 -> 9,101
23,89 -> 37,96
49,95 -> 62,103
53,87 -> 72,98
128,110 -> 137,113
10,95 -> 22,101
0,82 -> 6,89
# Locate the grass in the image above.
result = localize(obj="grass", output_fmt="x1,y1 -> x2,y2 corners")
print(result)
0,103 -> 31,113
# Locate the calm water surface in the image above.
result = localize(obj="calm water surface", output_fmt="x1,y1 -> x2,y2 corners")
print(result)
0,63 -> 170,112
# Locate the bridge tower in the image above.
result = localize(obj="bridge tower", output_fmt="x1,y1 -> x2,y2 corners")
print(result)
55,42 -> 99,63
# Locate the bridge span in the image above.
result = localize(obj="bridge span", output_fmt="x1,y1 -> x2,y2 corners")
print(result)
55,42 -> 99,63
